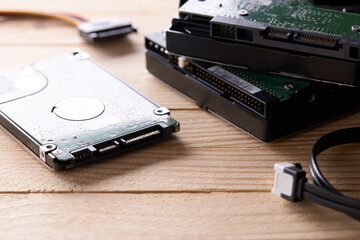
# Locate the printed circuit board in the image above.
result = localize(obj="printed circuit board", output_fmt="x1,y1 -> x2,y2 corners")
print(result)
180,0 -> 360,37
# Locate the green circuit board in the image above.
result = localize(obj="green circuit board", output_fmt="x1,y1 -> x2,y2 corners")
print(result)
221,65 -> 313,101
179,0 -> 360,38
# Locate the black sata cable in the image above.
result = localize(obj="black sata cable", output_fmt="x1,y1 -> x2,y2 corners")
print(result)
272,128 -> 360,221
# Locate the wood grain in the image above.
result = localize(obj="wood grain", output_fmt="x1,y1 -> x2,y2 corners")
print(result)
0,0 -> 359,238
0,0 -> 178,44
1,193 -> 360,240
1,110 -> 360,193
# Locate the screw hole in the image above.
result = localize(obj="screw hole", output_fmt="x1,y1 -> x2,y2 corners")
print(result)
308,94 -> 316,103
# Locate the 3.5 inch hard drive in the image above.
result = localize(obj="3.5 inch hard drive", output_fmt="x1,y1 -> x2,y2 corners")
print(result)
0,51 -> 180,170
146,32 -> 359,141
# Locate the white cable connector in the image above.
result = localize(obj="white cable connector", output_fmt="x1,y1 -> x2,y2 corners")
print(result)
272,162 -> 296,197
178,56 -> 189,69
272,162 -> 306,202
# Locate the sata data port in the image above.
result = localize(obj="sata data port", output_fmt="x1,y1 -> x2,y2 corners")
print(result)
93,140 -> 120,156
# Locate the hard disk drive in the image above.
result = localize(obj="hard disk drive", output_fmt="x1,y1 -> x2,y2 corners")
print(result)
0,51 -> 180,170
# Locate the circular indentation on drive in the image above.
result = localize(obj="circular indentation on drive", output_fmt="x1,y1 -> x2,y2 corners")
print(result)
52,150 -> 63,155
153,107 -> 170,115
238,9 -> 249,16
43,144 -> 56,151
13,76 -> 47,92
54,96 -> 105,121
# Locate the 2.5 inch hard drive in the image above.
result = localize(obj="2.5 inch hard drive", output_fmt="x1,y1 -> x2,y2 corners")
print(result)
0,51 -> 180,170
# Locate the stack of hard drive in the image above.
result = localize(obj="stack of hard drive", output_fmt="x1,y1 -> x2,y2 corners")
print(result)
145,0 -> 360,141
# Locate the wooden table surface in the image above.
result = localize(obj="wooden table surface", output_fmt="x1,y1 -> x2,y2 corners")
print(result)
0,0 -> 359,239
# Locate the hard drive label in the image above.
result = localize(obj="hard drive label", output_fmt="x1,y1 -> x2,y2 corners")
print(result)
240,0 -> 272,7
207,65 -> 261,94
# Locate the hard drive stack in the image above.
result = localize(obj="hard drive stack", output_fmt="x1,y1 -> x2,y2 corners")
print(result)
146,0 -> 360,141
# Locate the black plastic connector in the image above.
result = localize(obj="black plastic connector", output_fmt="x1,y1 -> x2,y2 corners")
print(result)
78,18 -> 137,42
272,162 -> 307,202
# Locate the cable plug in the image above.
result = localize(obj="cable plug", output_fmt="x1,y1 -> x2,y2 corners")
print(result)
272,162 -> 307,202
78,18 -> 137,42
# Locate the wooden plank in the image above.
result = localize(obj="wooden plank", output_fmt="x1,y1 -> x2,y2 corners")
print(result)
1,0 -> 178,18
0,0 -> 178,44
0,0 -> 359,237
0,193 -> 359,240
0,110 -> 359,193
